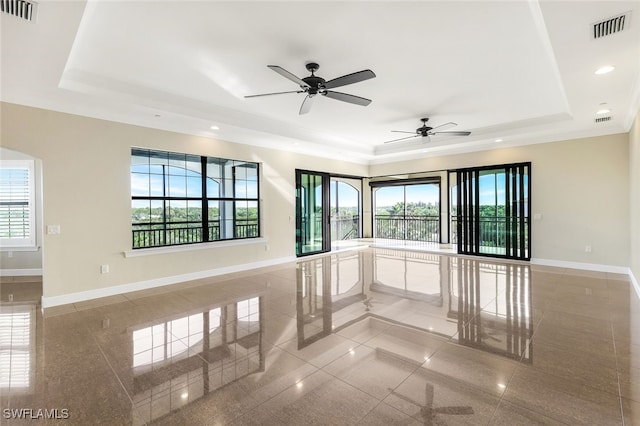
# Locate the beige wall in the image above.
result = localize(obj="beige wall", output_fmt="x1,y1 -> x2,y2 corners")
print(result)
369,134 -> 630,267
630,110 -> 640,283
0,103 -> 368,300
1,101 -> 633,303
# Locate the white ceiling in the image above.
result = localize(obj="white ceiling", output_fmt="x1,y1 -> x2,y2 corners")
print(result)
2,1 -> 639,164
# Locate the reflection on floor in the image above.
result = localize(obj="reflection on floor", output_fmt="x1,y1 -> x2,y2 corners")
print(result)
1,248 -> 639,425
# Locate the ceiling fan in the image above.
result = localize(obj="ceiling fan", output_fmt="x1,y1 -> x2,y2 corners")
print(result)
245,62 -> 376,115
384,118 -> 471,144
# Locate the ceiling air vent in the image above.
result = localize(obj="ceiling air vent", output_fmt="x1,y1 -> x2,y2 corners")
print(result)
1,0 -> 37,22
592,12 -> 629,39
595,116 -> 612,124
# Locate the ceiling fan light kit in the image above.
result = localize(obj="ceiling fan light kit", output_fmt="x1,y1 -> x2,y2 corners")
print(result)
245,62 -> 376,114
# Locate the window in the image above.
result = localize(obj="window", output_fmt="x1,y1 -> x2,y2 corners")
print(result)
371,178 -> 441,242
131,148 -> 259,249
0,160 -> 36,248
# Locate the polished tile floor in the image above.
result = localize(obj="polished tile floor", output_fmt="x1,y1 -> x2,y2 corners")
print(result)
1,248 -> 639,425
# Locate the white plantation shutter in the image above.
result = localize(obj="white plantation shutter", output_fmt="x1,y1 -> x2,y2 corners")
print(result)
0,160 -> 35,247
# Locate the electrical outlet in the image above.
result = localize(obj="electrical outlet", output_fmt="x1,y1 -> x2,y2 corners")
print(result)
585,245 -> 592,253
101,264 -> 110,274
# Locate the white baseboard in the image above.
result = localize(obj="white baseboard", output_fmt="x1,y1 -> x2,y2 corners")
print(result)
41,256 -> 296,308
630,269 -> 640,301
38,252 -> 640,308
530,258 -> 630,275
0,268 -> 43,277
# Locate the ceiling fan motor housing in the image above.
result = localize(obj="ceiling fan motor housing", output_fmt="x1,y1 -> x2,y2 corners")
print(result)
302,76 -> 326,94
418,118 -> 432,135
418,126 -> 433,136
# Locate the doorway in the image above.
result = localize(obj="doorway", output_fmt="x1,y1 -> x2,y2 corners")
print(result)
451,163 -> 530,260
295,171 -> 363,257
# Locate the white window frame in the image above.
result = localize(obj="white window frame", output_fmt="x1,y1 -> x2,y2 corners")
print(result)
0,160 -> 36,249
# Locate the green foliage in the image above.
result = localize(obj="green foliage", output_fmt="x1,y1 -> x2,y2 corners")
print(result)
375,201 -> 439,217
330,206 -> 359,218
132,206 -> 258,224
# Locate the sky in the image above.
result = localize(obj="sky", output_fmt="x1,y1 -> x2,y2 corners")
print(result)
374,184 -> 440,208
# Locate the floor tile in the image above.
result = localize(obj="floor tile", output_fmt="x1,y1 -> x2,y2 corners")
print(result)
2,247 -> 636,425
357,402 -> 422,425
502,365 -> 622,424
363,322 -> 449,365
527,341 -> 619,394
384,366 -> 500,425
278,333 -> 360,368
422,342 -> 520,397
489,400 -> 570,425
324,345 -> 417,400
243,370 -> 379,425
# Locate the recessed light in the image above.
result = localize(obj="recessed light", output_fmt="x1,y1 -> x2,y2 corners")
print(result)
210,125 -> 219,130
596,109 -> 611,115
181,392 -> 188,399
595,66 -> 615,75
495,138 -> 503,143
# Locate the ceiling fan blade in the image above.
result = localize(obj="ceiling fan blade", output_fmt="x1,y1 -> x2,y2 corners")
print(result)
323,69 -> 376,90
267,65 -> 310,88
324,90 -> 371,106
299,95 -> 314,115
383,135 -> 421,144
244,90 -> 304,98
429,121 -> 457,132
431,131 -> 471,136
391,130 -> 417,134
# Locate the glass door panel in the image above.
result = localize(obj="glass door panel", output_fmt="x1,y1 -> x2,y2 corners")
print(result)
296,170 -> 330,256
478,169 -> 507,256
330,179 -> 361,242
454,163 -> 530,260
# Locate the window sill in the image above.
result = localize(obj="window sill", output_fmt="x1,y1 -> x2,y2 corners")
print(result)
123,237 -> 268,258
0,246 -> 40,252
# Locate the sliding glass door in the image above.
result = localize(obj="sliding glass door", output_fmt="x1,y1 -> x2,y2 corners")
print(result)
296,170 -> 330,256
453,163 -> 530,260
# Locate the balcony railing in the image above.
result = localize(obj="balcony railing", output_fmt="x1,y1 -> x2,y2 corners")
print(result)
374,215 -> 439,242
450,216 -> 528,253
133,220 -> 258,248
331,215 -> 359,241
